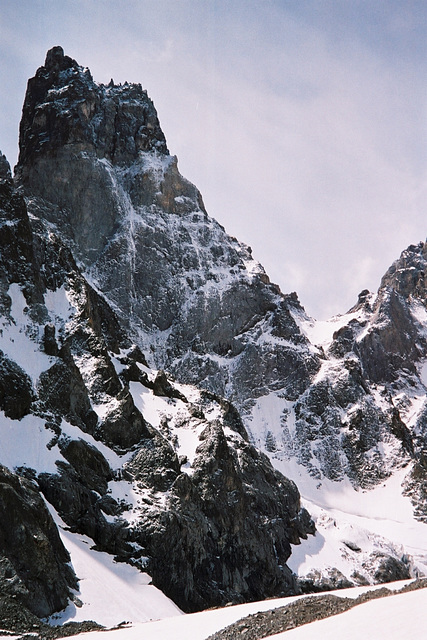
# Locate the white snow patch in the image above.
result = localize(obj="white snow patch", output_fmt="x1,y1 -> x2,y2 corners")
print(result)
107,478 -> 140,511
264,587 -> 427,640
45,507 -> 181,628
410,299 -> 427,329
280,460 -> 427,578
0,283 -> 53,380
249,392 -> 293,451
419,360 -> 427,388
0,412 -> 62,474
299,314 -> 354,348
129,381 -> 175,428
61,581 -> 420,640
44,285 -> 76,323
172,423 -> 205,472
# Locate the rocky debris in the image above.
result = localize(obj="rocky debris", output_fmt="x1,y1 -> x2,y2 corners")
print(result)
206,579 -> 427,640
297,551 -> 411,594
297,568 -> 354,593
0,465 -> 77,618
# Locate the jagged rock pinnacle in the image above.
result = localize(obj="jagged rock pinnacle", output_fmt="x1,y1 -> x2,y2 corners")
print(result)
0,151 -> 11,180
44,45 -> 78,72
17,46 -> 168,176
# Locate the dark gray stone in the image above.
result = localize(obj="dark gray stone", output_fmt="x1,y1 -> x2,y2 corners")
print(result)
0,465 -> 77,617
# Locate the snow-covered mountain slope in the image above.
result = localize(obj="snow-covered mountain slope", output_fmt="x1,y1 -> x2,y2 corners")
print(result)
34,580 -> 426,640
46,506 -> 181,628
14,47 -> 427,499
1,44 -> 427,633
266,587 -> 426,640
15,45 -> 427,535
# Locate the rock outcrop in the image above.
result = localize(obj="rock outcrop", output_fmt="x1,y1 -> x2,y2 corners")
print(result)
16,46 -> 320,412
0,465 -> 77,617
15,48 -> 426,505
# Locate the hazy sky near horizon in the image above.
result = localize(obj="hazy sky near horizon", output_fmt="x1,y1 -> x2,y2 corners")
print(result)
1,1 -> 426,319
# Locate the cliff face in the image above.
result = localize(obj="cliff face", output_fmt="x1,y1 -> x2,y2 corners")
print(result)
0,146 -> 314,619
15,47 -> 425,496
16,47 -> 320,411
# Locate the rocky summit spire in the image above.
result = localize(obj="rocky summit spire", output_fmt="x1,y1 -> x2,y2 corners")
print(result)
17,45 -> 168,178
15,47 -> 319,411
43,45 -> 77,71
15,47 -> 170,262
0,151 -> 11,180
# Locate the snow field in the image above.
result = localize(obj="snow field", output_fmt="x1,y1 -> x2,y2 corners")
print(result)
42,580 -> 420,640
264,586 -> 427,640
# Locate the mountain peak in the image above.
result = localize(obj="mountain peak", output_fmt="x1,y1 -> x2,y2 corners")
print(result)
43,45 -> 78,73
380,241 -> 427,302
16,47 -> 168,180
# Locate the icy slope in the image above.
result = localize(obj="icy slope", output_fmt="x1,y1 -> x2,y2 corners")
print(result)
46,508 -> 181,628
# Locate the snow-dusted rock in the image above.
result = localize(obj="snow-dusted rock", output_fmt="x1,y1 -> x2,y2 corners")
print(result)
0,464 -> 77,617
1,44 -> 427,629
0,154 -> 314,619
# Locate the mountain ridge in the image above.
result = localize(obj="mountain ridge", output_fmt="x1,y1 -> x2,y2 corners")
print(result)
0,46 -> 426,630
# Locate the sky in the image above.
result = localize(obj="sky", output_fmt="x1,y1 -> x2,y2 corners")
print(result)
0,0 -> 426,319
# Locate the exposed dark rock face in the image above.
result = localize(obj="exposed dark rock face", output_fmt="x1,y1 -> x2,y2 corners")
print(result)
0,465 -> 77,617
19,46 -> 168,168
125,419 -> 315,611
0,351 -> 34,418
17,46 -> 167,264
0,151 -> 11,179
0,150 -> 314,617
354,288 -> 423,383
323,243 -> 427,495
